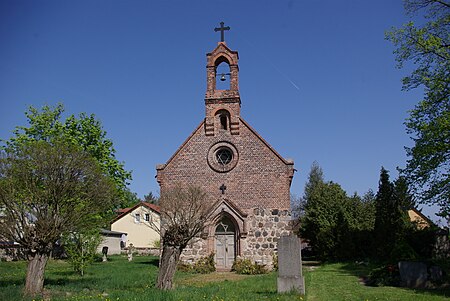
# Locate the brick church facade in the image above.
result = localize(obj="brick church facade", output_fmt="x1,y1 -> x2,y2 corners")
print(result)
156,30 -> 294,270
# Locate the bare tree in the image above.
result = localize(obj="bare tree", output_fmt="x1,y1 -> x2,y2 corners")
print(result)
0,140 -> 115,297
155,185 -> 211,290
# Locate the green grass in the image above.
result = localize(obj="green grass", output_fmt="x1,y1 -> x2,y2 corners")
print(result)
0,256 -> 448,301
305,262 -> 449,301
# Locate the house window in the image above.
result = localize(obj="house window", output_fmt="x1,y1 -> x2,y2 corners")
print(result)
145,213 -> 150,222
134,213 -> 141,223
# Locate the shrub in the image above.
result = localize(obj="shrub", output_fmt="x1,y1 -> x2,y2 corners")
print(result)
62,230 -> 102,276
177,253 -> 216,274
232,258 -> 267,275
193,253 -> 216,274
176,261 -> 193,272
366,264 -> 401,287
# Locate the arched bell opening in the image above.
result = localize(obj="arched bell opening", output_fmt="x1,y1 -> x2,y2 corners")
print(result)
214,214 -> 238,270
215,56 -> 231,91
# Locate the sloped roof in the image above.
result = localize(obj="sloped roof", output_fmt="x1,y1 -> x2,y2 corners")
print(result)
111,202 -> 160,224
408,208 -> 434,228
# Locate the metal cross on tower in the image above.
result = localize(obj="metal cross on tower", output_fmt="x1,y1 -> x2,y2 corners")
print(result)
214,22 -> 230,42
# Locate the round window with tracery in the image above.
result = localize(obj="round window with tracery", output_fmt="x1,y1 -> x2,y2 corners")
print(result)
207,141 -> 238,173
216,147 -> 233,165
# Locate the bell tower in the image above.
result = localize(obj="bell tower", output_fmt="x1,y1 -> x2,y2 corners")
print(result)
205,22 -> 241,136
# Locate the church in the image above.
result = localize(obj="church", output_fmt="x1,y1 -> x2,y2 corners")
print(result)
156,23 -> 295,270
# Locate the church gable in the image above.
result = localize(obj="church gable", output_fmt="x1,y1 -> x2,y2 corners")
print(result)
156,115 -> 293,210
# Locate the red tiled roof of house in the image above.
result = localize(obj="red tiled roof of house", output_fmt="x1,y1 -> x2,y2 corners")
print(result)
111,201 -> 160,224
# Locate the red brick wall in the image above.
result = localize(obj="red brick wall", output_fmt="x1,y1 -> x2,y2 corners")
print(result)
156,118 -> 294,212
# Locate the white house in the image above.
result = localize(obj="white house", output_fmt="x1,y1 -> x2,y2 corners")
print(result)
111,202 -> 160,249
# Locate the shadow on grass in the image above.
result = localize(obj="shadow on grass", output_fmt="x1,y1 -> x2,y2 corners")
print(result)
136,257 -> 160,267
337,261 -> 450,298
0,279 -> 24,287
255,291 -> 277,295
44,276 -> 97,287
51,270 -> 76,277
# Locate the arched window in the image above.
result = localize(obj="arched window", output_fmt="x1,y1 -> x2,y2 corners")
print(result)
215,110 -> 230,131
220,115 -> 228,130
215,216 -> 236,234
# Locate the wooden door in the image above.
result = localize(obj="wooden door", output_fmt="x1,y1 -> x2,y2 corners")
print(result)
215,234 -> 235,269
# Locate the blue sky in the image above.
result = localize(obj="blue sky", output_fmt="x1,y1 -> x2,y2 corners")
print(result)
0,1 -> 442,223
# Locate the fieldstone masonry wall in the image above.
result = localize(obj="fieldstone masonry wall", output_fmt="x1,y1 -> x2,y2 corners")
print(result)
180,237 -> 209,264
241,208 -> 291,267
180,208 -> 292,269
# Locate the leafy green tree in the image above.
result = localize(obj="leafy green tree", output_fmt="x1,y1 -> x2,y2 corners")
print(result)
386,0 -> 450,219
2,104 -> 132,198
62,230 -> 102,276
0,140 -> 115,297
121,188 -> 141,209
300,163 -> 376,260
334,193 -> 376,259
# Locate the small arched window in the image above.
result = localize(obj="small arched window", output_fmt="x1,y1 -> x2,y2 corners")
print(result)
215,109 -> 230,132
220,114 -> 228,130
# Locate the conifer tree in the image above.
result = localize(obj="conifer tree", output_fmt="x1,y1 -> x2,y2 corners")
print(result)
373,168 -> 412,260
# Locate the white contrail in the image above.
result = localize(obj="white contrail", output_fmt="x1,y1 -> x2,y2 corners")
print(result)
236,33 -> 301,91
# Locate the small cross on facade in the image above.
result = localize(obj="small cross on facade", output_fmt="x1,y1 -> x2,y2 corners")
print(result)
214,22 -> 230,42
220,184 -> 227,194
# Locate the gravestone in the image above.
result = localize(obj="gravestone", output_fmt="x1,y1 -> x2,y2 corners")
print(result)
102,246 -> 108,262
429,265 -> 444,282
398,261 -> 428,288
277,234 -> 305,294
127,243 -> 134,262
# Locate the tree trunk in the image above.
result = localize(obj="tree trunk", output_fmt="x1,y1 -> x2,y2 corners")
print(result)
24,252 -> 49,297
156,245 -> 181,290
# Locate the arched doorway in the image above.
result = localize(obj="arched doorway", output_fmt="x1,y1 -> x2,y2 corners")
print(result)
215,216 -> 236,270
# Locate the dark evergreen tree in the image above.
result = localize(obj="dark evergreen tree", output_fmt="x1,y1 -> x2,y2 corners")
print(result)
144,191 -> 159,204
373,167 -> 413,260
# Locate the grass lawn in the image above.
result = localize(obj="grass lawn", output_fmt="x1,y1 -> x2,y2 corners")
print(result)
0,255 -> 448,301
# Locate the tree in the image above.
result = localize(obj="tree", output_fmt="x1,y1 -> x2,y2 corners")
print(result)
2,104 -> 132,198
386,0 -> 450,219
299,163 -> 376,260
155,185 -> 211,290
0,140 -> 115,297
2,104 -> 132,226
300,163 -> 346,259
144,191 -> 159,204
62,229 -> 102,276
373,168 -> 413,260
121,187 -> 141,209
